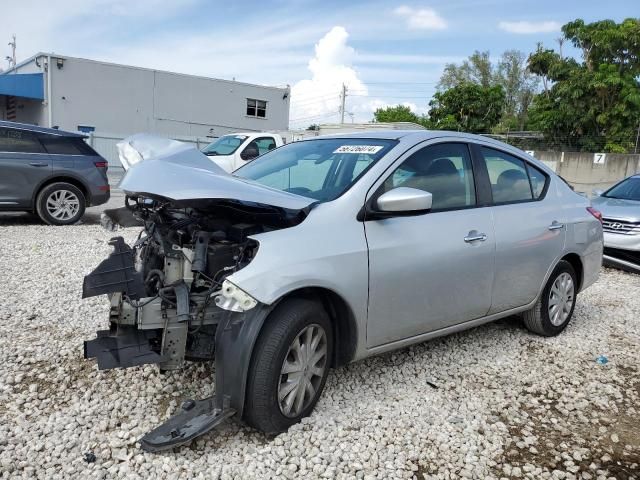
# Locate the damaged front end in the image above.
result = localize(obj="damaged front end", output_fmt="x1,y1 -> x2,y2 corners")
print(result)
82,136 -> 313,451
84,200 -> 267,372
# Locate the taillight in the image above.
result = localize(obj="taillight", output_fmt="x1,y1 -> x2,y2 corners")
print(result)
94,161 -> 108,168
587,207 -> 603,223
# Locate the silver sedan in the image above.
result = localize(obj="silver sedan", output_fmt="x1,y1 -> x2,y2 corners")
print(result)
592,174 -> 640,272
84,131 -> 603,451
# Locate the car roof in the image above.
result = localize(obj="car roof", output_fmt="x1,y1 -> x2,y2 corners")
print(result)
0,120 -> 85,138
315,129 -> 509,145
310,129 -> 555,175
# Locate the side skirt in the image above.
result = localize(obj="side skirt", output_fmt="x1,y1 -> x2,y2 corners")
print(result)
365,302 -> 535,358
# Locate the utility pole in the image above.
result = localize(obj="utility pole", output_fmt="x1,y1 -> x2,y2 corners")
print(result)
339,83 -> 347,124
8,34 -> 16,70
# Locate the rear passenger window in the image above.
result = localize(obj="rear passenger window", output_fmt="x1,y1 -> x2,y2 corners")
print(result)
382,143 -> 476,211
38,134 -> 95,155
480,147 -> 533,203
527,163 -> 548,199
0,128 -> 45,153
254,137 -> 277,155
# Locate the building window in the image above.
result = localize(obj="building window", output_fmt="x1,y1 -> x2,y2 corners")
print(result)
246,98 -> 267,118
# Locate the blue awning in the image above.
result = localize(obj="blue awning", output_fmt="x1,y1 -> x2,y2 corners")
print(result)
0,73 -> 44,100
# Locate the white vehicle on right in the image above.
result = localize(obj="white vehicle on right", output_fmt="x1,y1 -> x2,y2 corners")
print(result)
592,174 -> 640,273
202,133 -> 284,172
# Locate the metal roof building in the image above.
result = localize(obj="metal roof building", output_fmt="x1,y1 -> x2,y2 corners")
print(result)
0,53 -> 291,139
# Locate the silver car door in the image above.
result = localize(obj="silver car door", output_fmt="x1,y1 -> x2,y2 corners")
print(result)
472,144 -> 566,313
364,141 -> 496,348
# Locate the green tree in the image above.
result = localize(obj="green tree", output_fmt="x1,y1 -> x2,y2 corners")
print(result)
439,51 -> 493,89
373,105 -> 423,124
438,50 -> 539,131
427,83 -> 506,133
527,18 -> 640,152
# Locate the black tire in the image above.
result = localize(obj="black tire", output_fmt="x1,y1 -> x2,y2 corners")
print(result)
36,182 -> 86,225
522,260 -> 578,336
244,298 -> 333,435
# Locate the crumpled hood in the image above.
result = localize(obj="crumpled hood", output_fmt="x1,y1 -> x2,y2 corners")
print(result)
117,134 -> 315,211
592,196 -> 640,222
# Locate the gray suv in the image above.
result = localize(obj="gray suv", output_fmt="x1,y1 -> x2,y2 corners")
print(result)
0,121 -> 110,225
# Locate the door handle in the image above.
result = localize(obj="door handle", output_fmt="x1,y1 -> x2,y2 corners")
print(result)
464,232 -> 487,243
29,162 -> 48,167
548,221 -> 565,231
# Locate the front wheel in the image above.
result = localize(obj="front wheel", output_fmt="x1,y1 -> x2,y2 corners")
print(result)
522,260 -> 578,336
244,298 -> 333,435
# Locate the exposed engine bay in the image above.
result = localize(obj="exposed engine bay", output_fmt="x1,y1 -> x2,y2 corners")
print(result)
84,194 -> 305,372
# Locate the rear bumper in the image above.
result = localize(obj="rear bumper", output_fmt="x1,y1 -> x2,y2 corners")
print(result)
88,186 -> 110,206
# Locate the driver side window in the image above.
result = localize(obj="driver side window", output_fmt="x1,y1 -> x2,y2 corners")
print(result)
381,143 -> 476,211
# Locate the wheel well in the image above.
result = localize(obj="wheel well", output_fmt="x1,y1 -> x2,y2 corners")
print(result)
561,253 -> 583,291
281,287 -> 358,368
35,177 -> 90,207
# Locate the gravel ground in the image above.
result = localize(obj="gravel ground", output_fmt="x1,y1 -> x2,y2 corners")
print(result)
1,193 -> 639,479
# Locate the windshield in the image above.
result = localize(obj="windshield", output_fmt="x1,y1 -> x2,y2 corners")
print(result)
234,138 -> 397,202
604,177 -> 640,201
202,135 -> 247,156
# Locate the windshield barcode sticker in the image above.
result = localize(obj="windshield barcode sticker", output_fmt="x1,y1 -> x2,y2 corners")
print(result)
333,145 -> 384,154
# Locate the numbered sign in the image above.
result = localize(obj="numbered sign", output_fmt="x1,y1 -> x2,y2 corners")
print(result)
594,153 -> 606,164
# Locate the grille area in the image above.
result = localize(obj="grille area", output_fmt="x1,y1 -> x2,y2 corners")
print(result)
602,218 -> 640,235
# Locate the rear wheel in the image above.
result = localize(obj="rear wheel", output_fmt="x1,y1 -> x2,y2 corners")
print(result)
522,260 -> 577,336
244,298 -> 332,435
36,182 -> 86,225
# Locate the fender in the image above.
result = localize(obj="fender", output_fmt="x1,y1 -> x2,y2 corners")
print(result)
31,172 -> 92,205
213,303 -> 277,416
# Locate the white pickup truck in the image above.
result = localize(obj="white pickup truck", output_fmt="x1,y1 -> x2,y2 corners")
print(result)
201,132 -> 284,172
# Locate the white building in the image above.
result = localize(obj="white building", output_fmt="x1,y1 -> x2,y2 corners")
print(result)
0,53 -> 291,141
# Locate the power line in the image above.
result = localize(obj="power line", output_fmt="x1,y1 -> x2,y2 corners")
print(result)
292,96 -> 339,107
365,81 -> 439,85
289,111 -> 339,123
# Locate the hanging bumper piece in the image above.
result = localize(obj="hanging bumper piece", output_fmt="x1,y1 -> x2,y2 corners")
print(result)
140,398 -> 236,452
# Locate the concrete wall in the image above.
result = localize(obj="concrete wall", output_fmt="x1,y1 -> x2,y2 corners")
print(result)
534,151 -> 640,195
10,54 -> 290,137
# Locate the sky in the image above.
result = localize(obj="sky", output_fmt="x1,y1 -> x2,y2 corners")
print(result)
2,0 -> 636,128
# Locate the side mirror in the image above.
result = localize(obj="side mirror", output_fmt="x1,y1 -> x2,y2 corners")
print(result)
240,147 -> 259,161
376,187 -> 433,213
592,189 -> 604,197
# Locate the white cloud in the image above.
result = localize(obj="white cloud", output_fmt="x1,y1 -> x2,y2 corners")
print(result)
498,20 -> 561,34
394,6 -> 447,31
290,27 -> 370,126
290,26 -> 432,127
